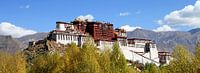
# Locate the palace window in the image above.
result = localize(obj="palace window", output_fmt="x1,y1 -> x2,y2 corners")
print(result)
145,43 -> 150,52
73,36 -> 76,41
67,35 -> 69,40
71,36 -> 73,40
135,44 -> 145,48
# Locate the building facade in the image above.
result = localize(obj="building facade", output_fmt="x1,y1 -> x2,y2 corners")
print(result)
47,20 -> 171,65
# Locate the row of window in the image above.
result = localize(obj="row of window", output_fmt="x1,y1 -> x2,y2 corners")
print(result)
128,44 -> 156,48
57,34 -> 78,41
129,40 -> 147,43
118,33 -> 126,37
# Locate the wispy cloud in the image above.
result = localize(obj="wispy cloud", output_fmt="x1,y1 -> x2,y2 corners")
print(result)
119,12 -> 130,16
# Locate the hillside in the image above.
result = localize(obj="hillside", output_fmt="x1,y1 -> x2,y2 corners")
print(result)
127,28 -> 200,52
0,35 -> 25,53
0,33 -> 48,53
17,32 -> 49,46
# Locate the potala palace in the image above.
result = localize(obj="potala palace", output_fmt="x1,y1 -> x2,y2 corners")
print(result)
47,19 -> 171,65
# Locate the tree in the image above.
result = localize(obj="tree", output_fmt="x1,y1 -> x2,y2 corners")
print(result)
194,42 -> 200,72
142,63 -> 159,73
29,53 -> 63,73
168,45 -> 195,73
110,42 -> 128,73
61,43 -> 80,73
98,49 -> 112,73
158,65 -> 170,73
15,52 -> 27,73
77,38 -> 101,73
0,51 -> 15,73
0,51 -> 27,73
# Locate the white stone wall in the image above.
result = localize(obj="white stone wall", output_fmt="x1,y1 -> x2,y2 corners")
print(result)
122,44 -> 160,65
122,49 -> 160,65
97,41 -> 114,50
56,34 -> 79,45
57,24 -> 66,31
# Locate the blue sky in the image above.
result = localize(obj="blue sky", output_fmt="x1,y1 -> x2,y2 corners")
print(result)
0,0 -> 199,37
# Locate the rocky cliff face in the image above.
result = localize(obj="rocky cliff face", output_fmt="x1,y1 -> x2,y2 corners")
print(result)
23,39 -> 68,60
0,33 -> 48,53
17,32 -> 49,47
0,35 -> 25,53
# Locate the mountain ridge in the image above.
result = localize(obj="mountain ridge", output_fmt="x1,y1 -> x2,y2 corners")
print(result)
127,28 -> 200,52
188,28 -> 200,34
1,28 -> 200,53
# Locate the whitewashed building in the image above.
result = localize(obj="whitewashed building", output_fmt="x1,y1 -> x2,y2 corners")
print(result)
48,22 -> 88,47
47,21 -> 171,65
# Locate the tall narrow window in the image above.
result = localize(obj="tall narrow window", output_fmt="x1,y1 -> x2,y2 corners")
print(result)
61,35 -> 63,40
145,43 -> 150,52
59,34 -> 61,40
71,35 -> 72,41
57,34 -> 59,40
64,35 -> 66,40
63,35 -> 64,40
74,36 -> 77,41
66,35 -> 68,40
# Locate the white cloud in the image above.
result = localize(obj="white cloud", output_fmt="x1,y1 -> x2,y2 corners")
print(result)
158,0 -> 200,28
120,25 -> 142,32
119,12 -> 130,16
153,25 -> 176,32
0,22 -> 37,38
75,14 -> 94,22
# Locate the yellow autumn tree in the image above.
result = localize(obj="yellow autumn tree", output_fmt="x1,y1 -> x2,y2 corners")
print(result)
77,38 -> 101,73
110,42 -> 128,73
15,52 -> 27,73
141,63 -> 159,73
167,45 -> 195,73
0,51 -> 27,73
194,42 -> 200,73
61,43 -> 80,73
29,52 -> 63,73
98,49 -> 112,73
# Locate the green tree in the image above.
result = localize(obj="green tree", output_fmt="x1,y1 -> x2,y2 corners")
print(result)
60,52 -> 70,73
29,53 -> 62,73
168,45 -> 195,73
158,65 -> 170,73
77,38 -> 101,73
142,63 -> 159,73
110,42 -> 128,73
98,49 -> 112,73
61,43 -> 81,73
